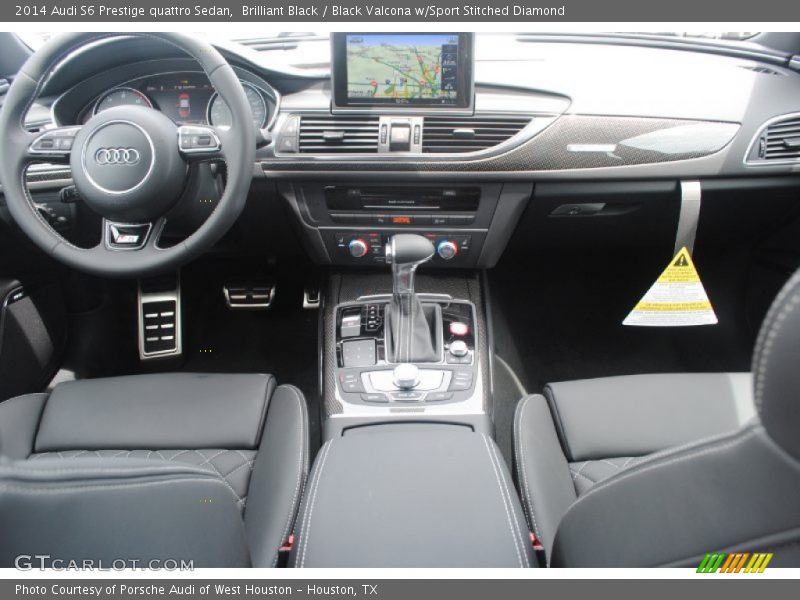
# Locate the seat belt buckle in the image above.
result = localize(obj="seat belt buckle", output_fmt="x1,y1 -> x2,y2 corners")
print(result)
276,534 -> 294,567
530,532 -> 546,567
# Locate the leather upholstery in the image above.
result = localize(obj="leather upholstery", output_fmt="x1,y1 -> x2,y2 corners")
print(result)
543,373 -> 755,461
385,297 -> 442,363
35,372 -> 275,451
513,394 -> 576,556
0,393 -> 48,459
291,424 -> 534,568
0,457 -> 252,568
29,449 -> 258,511
0,373 -> 309,568
514,264 -> 800,567
753,267 -> 800,461
551,423 -> 800,567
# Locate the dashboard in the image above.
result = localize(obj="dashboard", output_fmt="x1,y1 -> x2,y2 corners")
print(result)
10,33 -> 800,270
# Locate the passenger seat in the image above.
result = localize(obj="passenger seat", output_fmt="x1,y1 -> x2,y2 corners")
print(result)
513,269 -> 800,567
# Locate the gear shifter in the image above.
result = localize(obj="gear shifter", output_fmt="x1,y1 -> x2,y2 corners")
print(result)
384,234 -> 442,363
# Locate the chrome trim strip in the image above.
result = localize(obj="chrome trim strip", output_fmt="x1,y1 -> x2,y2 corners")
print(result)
675,180 -> 702,255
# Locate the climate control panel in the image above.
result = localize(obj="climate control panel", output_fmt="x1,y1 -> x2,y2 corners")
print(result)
330,231 -> 475,265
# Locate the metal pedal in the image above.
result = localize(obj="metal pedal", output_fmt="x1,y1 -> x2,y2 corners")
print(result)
223,281 -> 275,310
138,273 -> 182,360
303,281 -> 321,310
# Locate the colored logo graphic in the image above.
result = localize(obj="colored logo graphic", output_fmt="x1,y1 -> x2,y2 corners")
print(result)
697,552 -> 773,573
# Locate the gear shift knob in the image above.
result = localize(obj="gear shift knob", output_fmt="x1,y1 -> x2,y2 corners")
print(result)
385,234 -> 435,295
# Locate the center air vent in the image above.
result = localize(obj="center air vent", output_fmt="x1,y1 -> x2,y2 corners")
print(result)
299,116 -> 380,154
422,116 -> 532,154
748,115 -> 800,163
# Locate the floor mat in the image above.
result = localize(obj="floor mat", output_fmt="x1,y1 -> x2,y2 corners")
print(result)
177,260 -> 321,454
489,245 -> 755,394
61,258 -> 322,455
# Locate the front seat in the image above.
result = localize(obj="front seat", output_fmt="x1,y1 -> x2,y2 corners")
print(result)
514,267 -> 800,567
0,373 -> 308,567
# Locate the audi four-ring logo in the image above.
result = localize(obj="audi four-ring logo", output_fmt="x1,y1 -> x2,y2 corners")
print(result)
94,147 -> 141,165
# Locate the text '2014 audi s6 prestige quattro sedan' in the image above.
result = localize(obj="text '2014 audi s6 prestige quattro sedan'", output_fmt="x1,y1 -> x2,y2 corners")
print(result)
0,31 -> 799,568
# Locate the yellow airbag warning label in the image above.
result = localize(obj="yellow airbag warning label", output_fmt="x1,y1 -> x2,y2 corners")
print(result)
623,247 -> 718,327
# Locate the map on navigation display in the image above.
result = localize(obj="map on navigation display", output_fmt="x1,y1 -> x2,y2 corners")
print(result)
345,34 -> 460,104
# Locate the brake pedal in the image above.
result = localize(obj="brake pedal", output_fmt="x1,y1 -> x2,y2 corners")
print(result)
223,281 -> 275,310
138,273 -> 182,360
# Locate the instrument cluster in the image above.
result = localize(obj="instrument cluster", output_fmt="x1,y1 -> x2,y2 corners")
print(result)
80,72 -> 277,129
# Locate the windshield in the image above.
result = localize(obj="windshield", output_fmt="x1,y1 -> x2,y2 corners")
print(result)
17,30 -> 758,52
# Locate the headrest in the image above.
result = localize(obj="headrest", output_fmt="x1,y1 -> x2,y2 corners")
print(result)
753,267 -> 800,461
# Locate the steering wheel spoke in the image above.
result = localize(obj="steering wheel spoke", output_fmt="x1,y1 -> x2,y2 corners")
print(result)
178,124 -> 223,161
27,126 -> 81,164
102,217 -> 165,252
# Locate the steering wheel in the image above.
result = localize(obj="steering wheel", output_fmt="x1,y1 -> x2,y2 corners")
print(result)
0,33 -> 256,278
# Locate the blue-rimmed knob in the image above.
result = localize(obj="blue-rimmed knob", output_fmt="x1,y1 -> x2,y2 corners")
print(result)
436,240 -> 458,260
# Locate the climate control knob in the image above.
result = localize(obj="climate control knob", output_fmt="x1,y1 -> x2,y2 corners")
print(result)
436,240 -> 459,260
348,238 -> 369,258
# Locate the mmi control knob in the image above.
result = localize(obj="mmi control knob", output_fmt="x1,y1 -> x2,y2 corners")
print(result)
348,238 -> 369,258
436,240 -> 459,260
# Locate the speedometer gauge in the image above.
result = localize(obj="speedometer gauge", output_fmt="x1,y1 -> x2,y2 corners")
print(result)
94,87 -> 152,114
207,82 -> 268,129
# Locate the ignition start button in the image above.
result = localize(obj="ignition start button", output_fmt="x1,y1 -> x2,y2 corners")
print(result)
449,322 -> 469,336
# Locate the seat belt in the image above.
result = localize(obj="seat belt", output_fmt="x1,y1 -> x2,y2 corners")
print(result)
674,180 -> 702,255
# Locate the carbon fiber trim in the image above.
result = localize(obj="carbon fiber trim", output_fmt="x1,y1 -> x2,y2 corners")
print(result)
262,115 -> 739,173
323,271 -> 489,418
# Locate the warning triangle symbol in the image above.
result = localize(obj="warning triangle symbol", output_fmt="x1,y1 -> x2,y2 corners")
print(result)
673,254 -> 689,267
623,247 -> 717,327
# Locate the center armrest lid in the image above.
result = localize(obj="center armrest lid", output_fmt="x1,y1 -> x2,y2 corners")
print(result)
291,424 -> 533,568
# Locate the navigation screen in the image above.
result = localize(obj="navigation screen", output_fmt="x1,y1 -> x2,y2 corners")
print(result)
344,34 -> 462,106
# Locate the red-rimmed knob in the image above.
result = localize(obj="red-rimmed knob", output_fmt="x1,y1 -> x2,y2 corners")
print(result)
348,238 -> 369,258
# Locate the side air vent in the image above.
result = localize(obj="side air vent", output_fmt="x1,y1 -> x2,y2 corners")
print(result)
299,116 -> 380,154
748,115 -> 800,163
422,116 -> 532,154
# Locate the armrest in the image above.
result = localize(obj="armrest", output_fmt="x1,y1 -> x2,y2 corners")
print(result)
291,424 -> 533,568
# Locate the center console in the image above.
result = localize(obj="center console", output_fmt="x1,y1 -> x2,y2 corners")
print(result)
289,34 -> 535,568
325,233 -> 486,424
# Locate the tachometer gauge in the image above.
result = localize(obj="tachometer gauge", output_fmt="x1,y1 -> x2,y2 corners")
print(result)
93,87 -> 152,114
207,82 -> 268,129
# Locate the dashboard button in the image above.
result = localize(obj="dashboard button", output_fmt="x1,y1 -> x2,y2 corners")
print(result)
281,116 -> 299,136
449,322 -> 470,336
361,393 -> 389,403
277,135 -> 298,153
339,372 -> 365,393
449,372 -> 474,391
391,391 -> 425,402
431,216 -> 449,226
